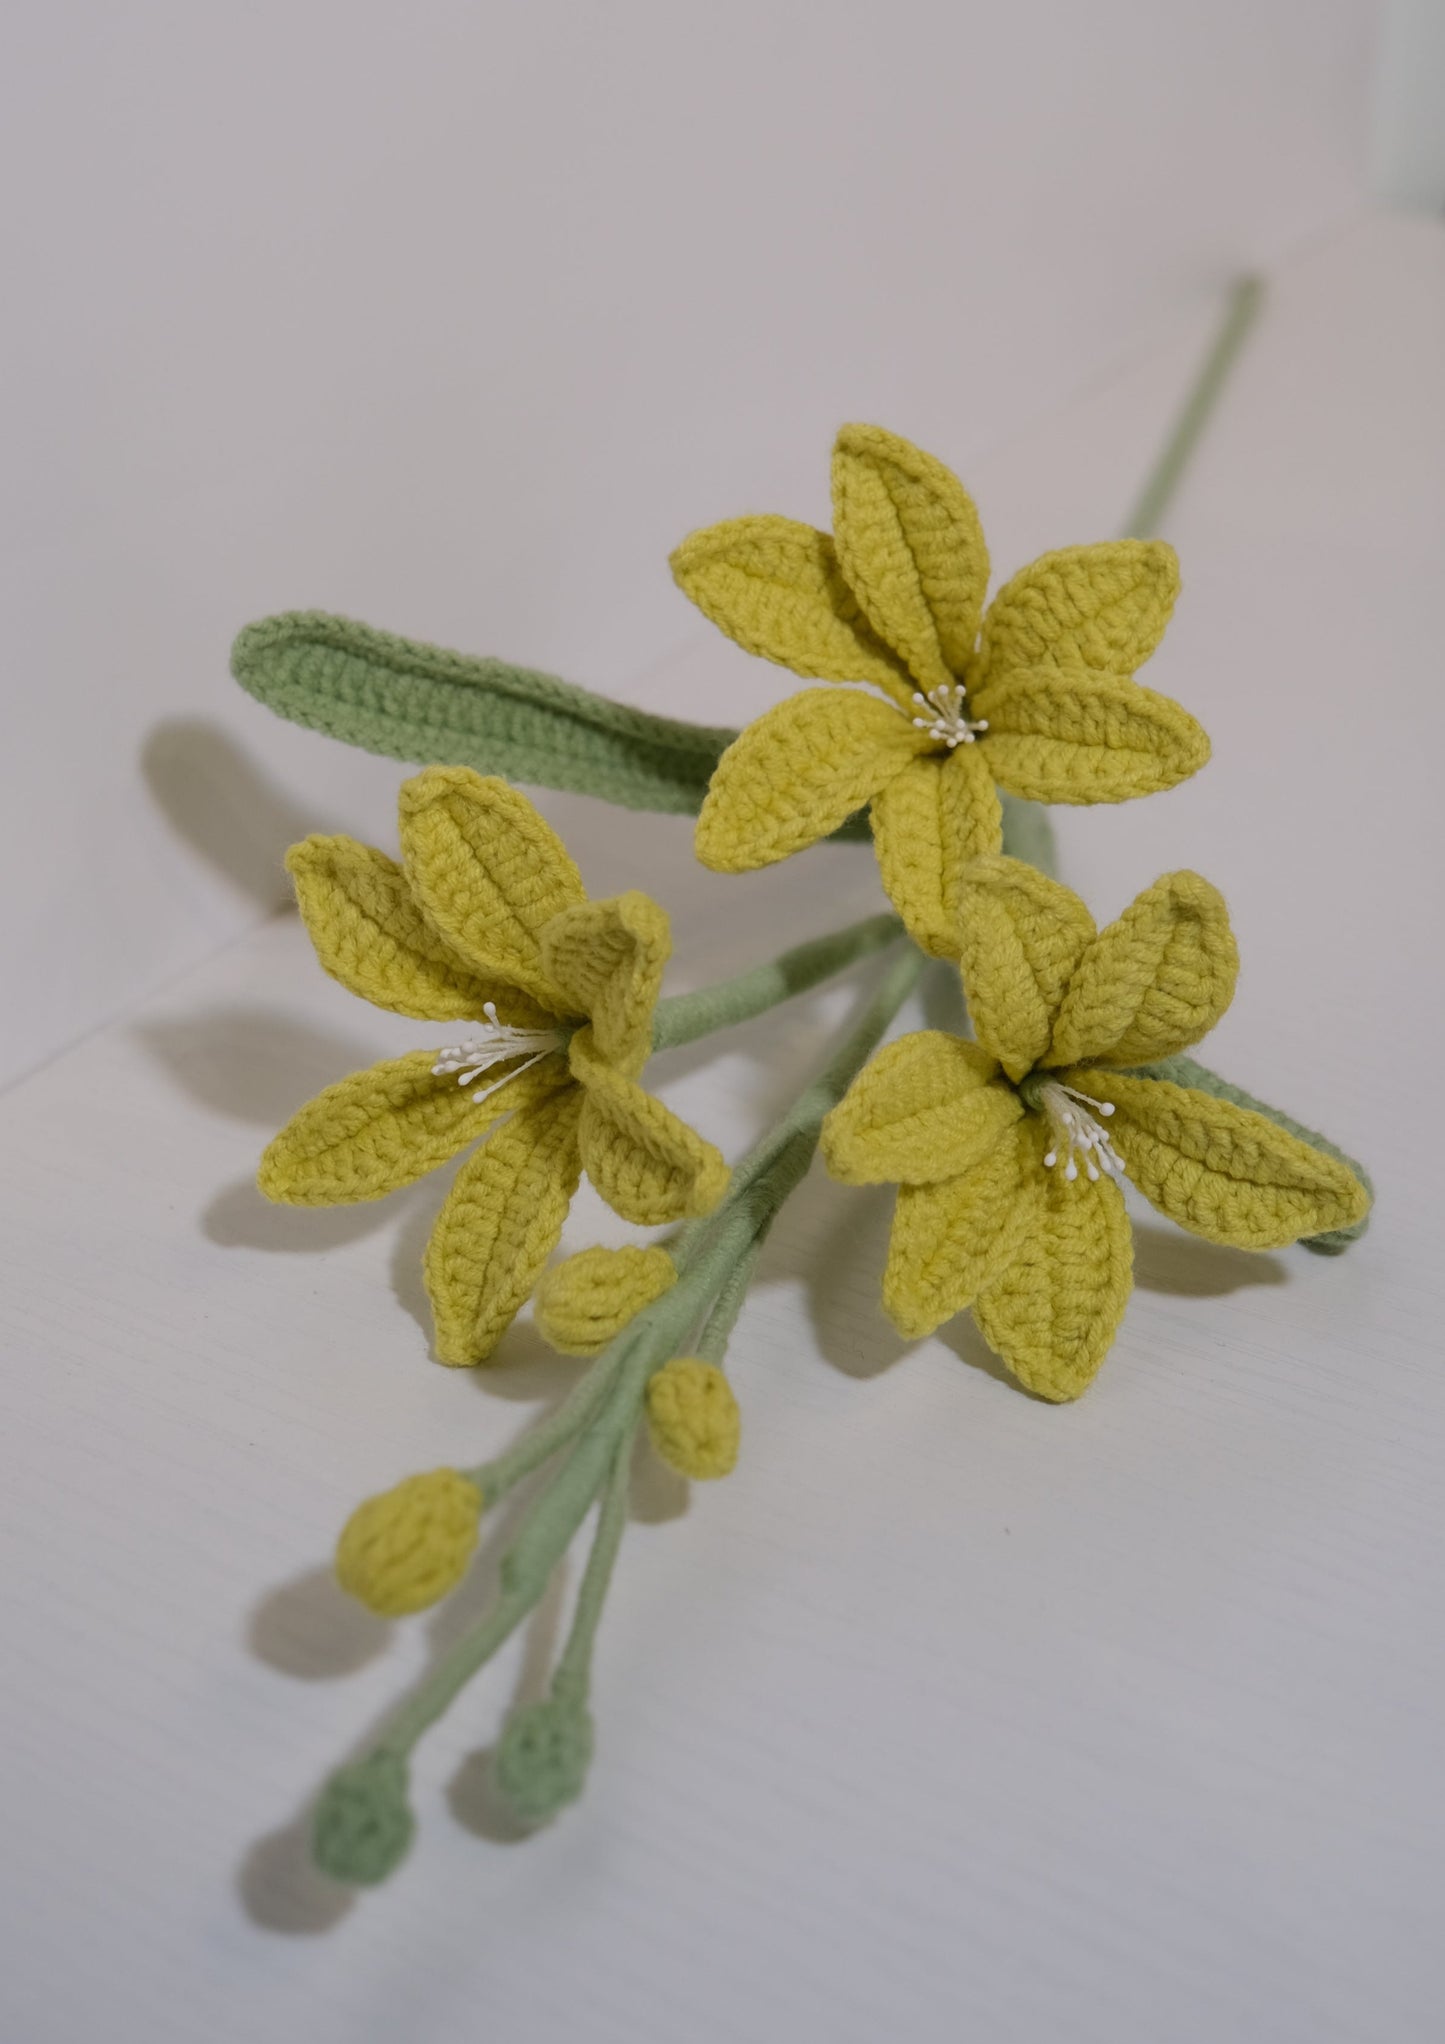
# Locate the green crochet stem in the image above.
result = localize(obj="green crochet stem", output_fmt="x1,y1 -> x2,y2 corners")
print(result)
651,911 -> 903,1052
695,1236 -> 761,1366
351,943 -> 925,1784
1123,276 -> 1264,540
1134,1052 -> 1372,1253
549,1432 -> 633,1709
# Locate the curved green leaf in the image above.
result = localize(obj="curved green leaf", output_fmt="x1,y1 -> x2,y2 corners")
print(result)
231,609 -> 1051,860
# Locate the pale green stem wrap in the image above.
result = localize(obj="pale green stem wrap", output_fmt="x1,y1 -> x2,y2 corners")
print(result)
370,943 -> 925,1771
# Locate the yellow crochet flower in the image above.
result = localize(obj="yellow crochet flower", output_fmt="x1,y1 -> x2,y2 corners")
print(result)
259,767 -> 729,1364
822,856 -> 1370,1401
672,423 -> 1209,958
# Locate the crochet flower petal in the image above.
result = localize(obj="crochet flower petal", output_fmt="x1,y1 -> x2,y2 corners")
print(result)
830,423 -> 990,692
1046,871 -> 1239,1069
571,1028 -> 730,1225
258,1051 -> 565,1207
976,540 -> 1179,681
539,890 -> 670,1078
972,670 -> 1210,804
669,513 -> 915,706
971,1121 -> 1133,1400
695,686 -> 927,872
397,768 -> 585,1011
425,1086 -> 584,1365
285,834 -> 544,1025
1067,1069 -> 1372,1251
822,1031 -> 1019,1187
954,855 -> 1097,1081
869,746 -> 1004,959
883,1121 -> 1042,1339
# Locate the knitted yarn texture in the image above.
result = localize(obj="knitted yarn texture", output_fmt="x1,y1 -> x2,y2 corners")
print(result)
229,606 -> 1060,873
258,764 -> 729,1364
232,322 -> 1379,1876
671,423 -> 1210,958
822,855 -> 1371,1400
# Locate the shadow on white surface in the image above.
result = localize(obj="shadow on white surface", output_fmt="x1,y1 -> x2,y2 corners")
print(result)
1131,1223 -> 1288,1299
141,717 -> 347,914
237,1817 -> 357,1937
135,1006 -> 381,1126
204,1176 -> 398,1253
239,1457 -> 580,1929
249,1564 -> 394,1682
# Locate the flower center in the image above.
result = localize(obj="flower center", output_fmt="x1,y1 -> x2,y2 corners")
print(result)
432,1002 -> 564,1105
1029,1078 -> 1126,1185
909,681 -> 989,749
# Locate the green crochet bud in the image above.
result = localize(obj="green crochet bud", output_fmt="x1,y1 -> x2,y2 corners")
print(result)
312,1751 -> 415,1885
493,1694 -> 594,1825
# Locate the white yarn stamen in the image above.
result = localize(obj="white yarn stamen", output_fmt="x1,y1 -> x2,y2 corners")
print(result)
432,1002 -> 563,1106
909,682 -> 989,749
1035,1079 -> 1126,1185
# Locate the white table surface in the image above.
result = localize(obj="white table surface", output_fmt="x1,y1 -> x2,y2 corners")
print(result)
2,213 -> 1442,2043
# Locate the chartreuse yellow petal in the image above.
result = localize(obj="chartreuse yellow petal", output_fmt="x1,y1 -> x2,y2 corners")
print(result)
646,1360 -> 740,1480
335,1469 -> 482,1616
954,855 -> 1097,1081
695,686 -> 926,873
540,891 -> 669,1078
397,768 -> 584,1012
883,1121 -> 1041,1339
286,835 -> 506,1023
534,1244 -> 677,1356
1047,871 -> 1239,1069
830,423 -> 990,692
669,514 -> 914,706
1068,1068 -> 1371,1251
822,1031 -> 1019,1187
258,1052 -> 564,1207
869,747 -> 1003,959
570,1027 -> 729,1226
970,670 -> 1211,805
971,1119 -> 1133,1400
976,540 -> 1179,680
425,1086 -> 584,1364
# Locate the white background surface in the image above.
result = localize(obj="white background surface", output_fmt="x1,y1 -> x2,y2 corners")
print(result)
0,0 -> 1391,1088
3,9 -> 1444,2044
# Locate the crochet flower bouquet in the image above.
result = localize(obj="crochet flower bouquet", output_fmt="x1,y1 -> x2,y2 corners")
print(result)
234,397 -> 1370,1885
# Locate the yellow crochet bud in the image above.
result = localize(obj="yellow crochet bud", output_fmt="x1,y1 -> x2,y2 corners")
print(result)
645,1359 -> 740,1480
533,1245 -> 677,1356
335,1468 -> 483,1617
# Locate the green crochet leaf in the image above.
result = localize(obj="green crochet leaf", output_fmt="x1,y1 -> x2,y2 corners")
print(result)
231,611 -> 741,820
231,610 -> 1052,859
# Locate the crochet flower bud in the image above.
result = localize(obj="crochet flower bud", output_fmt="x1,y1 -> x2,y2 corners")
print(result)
533,1244 -> 677,1356
645,1359 -> 740,1480
335,1468 -> 482,1617
313,1751 -> 414,1885
493,1694 -> 594,1825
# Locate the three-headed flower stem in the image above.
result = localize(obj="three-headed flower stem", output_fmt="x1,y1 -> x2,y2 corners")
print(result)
649,910 -> 904,1052
317,941 -> 925,1876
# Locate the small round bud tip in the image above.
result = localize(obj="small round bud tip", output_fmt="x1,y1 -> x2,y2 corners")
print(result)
645,1359 -> 740,1480
493,1695 -> 594,1825
534,1244 -> 677,1356
312,1751 -> 414,1886
335,1468 -> 482,1617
